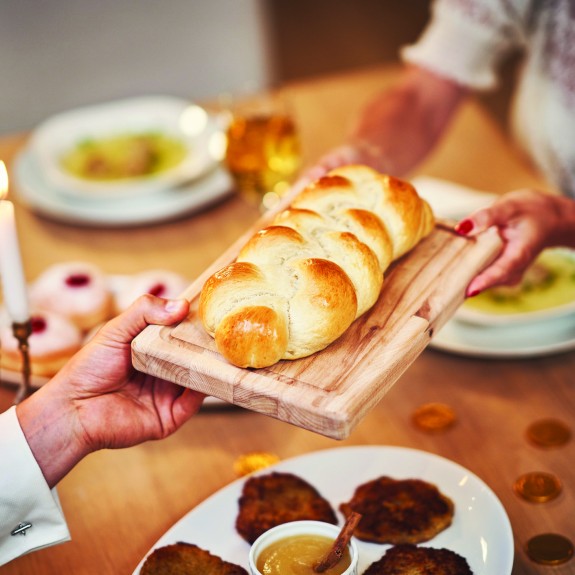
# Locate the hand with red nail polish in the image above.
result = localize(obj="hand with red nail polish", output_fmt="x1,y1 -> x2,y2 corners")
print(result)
455,219 -> 474,235
456,190 -> 575,296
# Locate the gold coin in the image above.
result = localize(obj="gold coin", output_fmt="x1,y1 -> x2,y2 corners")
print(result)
513,472 -> 562,503
526,419 -> 571,448
526,533 -> 574,565
412,403 -> 457,432
233,452 -> 280,477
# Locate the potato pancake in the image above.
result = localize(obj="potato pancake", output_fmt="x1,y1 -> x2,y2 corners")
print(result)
140,541 -> 248,574
363,543 -> 473,575
339,476 -> 454,544
236,471 -> 338,543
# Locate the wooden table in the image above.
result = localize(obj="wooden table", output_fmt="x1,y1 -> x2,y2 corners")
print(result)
1,65 -> 573,575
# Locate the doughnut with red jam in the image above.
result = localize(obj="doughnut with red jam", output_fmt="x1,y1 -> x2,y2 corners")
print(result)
114,269 -> 187,313
29,261 -> 113,331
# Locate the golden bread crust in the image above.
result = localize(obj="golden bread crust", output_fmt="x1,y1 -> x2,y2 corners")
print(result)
284,258 -> 357,358
199,165 -> 434,368
215,305 -> 288,368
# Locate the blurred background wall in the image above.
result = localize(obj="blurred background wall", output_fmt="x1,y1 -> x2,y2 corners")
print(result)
0,0 -> 514,135
267,0 -> 431,81
0,0 -> 273,134
265,0 -> 516,129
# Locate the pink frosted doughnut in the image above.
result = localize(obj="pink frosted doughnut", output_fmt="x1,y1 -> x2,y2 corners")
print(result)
114,269 -> 188,313
29,261 -> 113,331
0,310 -> 82,377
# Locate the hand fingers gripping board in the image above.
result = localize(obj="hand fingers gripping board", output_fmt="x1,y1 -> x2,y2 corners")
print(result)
132,176 -> 501,439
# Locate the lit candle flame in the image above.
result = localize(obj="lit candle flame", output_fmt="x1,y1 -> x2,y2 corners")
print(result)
0,161 -> 8,200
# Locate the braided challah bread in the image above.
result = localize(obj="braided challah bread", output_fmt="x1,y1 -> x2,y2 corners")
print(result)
199,165 -> 434,368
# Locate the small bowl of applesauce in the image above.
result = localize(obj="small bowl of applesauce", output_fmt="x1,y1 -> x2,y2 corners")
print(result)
248,520 -> 359,575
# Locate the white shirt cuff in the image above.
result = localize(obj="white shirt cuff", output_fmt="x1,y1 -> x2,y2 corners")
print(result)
0,406 -> 71,566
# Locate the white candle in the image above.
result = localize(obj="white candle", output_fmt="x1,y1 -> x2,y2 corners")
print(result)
0,161 -> 30,323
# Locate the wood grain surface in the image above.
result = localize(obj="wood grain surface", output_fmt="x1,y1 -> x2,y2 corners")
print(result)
1,65 -> 572,575
132,221 -> 502,438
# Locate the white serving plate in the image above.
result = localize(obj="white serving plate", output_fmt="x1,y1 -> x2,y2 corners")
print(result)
430,312 -> 575,358
13,147 -> 233,227
29,96 -> 224,199
132,446 -> 514,575
410,176 -> 497,220
456,299 -> 575,327
455,248 -> 575,327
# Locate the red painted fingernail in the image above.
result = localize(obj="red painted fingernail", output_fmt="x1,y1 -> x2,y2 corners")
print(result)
456,219 -> 474,235
467,289 -> 481,298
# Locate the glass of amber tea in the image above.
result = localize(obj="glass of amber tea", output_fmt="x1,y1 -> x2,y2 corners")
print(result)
224,90 -> 301,211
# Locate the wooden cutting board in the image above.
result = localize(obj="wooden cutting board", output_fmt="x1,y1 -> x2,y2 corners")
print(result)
132,217 -> 502,440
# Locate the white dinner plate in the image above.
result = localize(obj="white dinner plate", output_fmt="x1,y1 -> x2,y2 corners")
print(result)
13,147 -> 233,226
132,446 -> 514,575
456,299 -> 575,327
410,176 -> 498,220
430,312 -> 575,358
455,248 -> 575,327
29,96 -> 224,199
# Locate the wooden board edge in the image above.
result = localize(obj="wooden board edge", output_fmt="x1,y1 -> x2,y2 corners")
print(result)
132,325 -> 356,439
130,225 -> 503,440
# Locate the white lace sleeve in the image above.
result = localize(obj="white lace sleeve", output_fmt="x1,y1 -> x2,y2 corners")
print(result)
401,0 -> 524,90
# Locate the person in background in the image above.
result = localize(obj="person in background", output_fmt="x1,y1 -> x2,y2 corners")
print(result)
301,0 -> 575,295
0,295 -> 204,567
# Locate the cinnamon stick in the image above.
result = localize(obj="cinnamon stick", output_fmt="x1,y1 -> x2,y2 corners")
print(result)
313,512 -> 361,573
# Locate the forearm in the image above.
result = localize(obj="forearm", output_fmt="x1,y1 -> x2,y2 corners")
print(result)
350,66 -> 468,176
16,378 -> 89,489
12,296 -> 197,489
546,194 -> 575,248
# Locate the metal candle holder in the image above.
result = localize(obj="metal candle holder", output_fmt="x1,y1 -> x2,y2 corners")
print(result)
12,319 -> 33,404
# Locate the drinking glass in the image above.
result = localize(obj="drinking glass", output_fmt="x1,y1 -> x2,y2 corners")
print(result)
224,89 -> 301,211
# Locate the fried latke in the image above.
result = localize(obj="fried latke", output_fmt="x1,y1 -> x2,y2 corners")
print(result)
140,542 -> 248,575
235,471 -> 338,543
339,476 -> 454,544
363,543 -> 473,575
